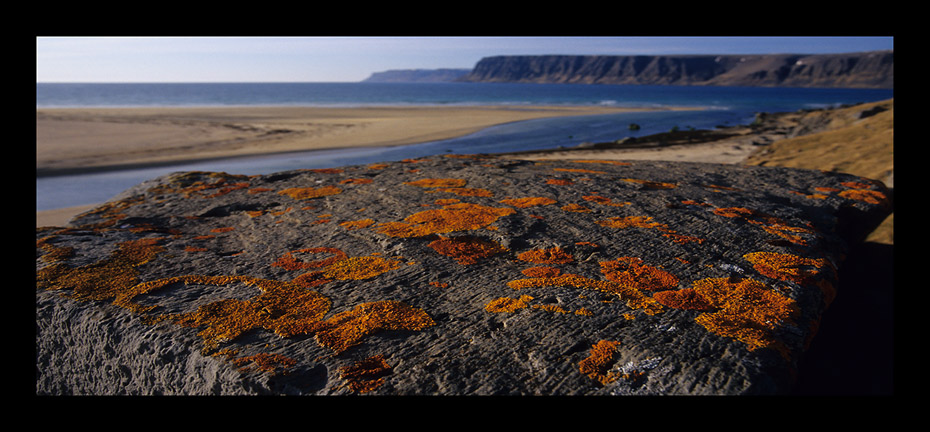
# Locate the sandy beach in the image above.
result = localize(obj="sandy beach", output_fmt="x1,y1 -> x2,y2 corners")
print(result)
37,105 -> 674,176
35,105 -> 679,227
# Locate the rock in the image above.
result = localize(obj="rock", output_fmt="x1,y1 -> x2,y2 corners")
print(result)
857,105 -> 888,119
36,155 -> 892,395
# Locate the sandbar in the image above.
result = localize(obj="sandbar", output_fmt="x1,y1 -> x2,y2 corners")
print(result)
37,105 -> 678,176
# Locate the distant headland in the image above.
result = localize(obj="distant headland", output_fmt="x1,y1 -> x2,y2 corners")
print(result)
361,68 -> 472,83
363,51 -> 893,89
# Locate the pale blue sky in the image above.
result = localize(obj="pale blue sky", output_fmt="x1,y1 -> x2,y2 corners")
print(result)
36,36 -> 894,83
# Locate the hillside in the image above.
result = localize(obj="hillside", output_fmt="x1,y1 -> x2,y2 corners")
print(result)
459,51 -> 893,88
362,69 -> 471,83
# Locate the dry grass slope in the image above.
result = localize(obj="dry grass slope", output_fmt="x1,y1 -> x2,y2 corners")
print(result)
745,99 -> 893,245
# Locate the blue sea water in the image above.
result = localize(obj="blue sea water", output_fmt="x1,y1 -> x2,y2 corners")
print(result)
36,82 -> 893,211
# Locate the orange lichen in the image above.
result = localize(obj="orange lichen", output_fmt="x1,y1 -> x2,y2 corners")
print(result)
507,272 -> 664,315
597,216 -> 664,230
403,178 -> 467,188
838,189 -> 888,205
485,295 -> 534,313
578,340 -> 621,385
841,181 -> 873,189
600,257 -> 679,292
712,207 -> 755,218
339,219 -> 375,230
815,186 -> 841,193
435,187 -> 493,197
375,203 -> 515,238
662,233 -> 705,245
277,185 -> 342,200
521,266 -> 562,278
743,251 -> 830,287
434,198 -> 461,205
561,203 -> 592,213
426,235 -> 508,265
499,197 -> 557,208
142,275 -> 332,345
184,246 -> 207,252
517,247 -> 574,265
554,168 -> 607,174
652,288 -> 714,311
429,281 -> 450,288
36,238 -> 164,312
574,308 -> 593,316
340,355 -> 393,393
272,247 -> 348,271
339,178 -> 373,184
702,184 -> 740,192
313,300 -> 435,354
308,168 -> 343,174
622,178 -> 677,189
36,235 -> 74,263
690,277 -> 799,359
532,304 -> 570,314
248,187 -> 273,194
211,227 -> 235,233
582,195 -> 629,207
321,256 -> 402,280
709,206 -> 815,246
291,271 -> 331,289
207,182 -> 251,198
367,163 -> 389,170
571,160 -> 631,166
146,172 -> 252,199
546,179 -> 574,185
682,200 -> 710,207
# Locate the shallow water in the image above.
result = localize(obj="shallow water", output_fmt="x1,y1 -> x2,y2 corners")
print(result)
35,83 -> 893,211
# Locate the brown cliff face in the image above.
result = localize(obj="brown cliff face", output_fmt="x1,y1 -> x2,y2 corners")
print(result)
459,51 -> 893,88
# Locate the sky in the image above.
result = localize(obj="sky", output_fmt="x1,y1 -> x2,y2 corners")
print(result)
36,36 -> 894,83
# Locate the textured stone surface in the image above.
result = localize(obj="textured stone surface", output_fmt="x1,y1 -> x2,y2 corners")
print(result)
36,155 -> 892,395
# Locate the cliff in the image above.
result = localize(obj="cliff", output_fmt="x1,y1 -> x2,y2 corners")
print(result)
37,154 -> 892,395
362,68 -> 472,83
459,51 -> 893,88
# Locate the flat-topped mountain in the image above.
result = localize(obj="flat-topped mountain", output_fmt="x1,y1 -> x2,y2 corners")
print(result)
458,51 -> 893,88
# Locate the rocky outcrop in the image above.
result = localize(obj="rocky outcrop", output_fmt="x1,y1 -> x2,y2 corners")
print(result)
36,156 -> 892,395
459,51 -> 893,88
362,69 -> 472,83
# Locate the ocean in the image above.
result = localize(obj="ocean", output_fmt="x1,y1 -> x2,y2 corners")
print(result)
36,82 -> 893,211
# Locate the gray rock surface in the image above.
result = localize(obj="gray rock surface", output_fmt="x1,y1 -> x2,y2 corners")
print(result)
36,155 -> 892,395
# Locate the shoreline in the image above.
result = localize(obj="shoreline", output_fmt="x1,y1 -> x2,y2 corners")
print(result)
36,104 -> 688,227
37,104 -> 686,177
